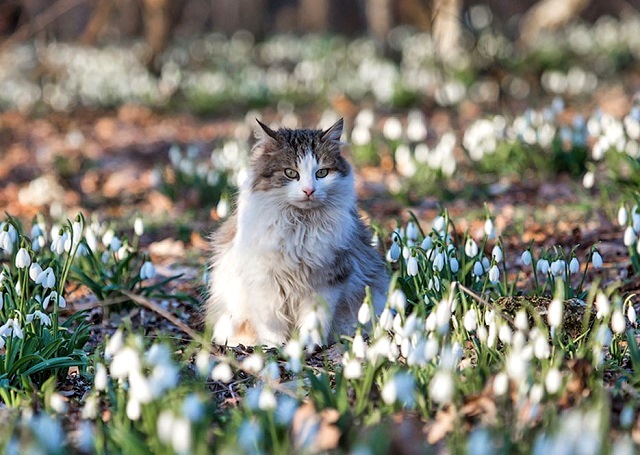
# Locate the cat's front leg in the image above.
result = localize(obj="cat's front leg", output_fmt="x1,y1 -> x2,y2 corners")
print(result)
296,288 -> 341,348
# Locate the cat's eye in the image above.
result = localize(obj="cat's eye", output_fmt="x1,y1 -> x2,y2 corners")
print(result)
315,168 -> 329,179
284,168 -> 299,180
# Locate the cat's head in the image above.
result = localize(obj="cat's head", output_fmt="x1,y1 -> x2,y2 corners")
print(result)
249,118 -> 354,210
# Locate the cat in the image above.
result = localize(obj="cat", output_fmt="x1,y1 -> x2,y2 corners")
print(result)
205,118 -> 389,347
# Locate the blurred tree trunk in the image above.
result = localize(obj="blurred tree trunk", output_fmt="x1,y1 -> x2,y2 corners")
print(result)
299,0 -> 329,32
432,0 -> 461,62
520,0 -> 591,47
365,0 -> 393,43
80,0 -> 112,44
142,0 -> 186,74
397,0 -> 432,31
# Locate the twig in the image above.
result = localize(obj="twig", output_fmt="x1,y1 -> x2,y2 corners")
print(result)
455,282 -> 515,325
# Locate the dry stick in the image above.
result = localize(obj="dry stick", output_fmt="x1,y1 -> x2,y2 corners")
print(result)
0,0 -> 88,52
119,290 -> 301,396
455,282 -> 515,326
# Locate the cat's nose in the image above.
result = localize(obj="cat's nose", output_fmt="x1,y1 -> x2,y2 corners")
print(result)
302,188 -> 315,197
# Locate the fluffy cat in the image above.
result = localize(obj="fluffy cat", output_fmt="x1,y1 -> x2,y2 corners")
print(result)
205,118 -> 388,347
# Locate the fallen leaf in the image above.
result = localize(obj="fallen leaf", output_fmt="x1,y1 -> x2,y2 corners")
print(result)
292,400 -> 341,453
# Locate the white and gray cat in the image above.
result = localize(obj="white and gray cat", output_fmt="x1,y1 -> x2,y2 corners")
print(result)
205,118 -> 388,347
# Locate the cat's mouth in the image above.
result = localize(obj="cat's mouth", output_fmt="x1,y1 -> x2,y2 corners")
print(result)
291,197 -> 322,209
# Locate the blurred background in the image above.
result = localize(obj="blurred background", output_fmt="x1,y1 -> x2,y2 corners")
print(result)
1,0 -> 640,243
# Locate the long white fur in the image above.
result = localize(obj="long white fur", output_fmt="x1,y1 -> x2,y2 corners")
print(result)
208,150 -> 384,347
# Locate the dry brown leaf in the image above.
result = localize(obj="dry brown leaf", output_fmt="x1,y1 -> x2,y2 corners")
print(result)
426,404 -> 456,444
292,400 -> 341,453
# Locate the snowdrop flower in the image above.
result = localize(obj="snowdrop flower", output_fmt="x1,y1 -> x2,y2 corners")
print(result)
465,238 -> 479,257
521,250 -> 532,266
463,309 -> 477,332
379,308 -> 393,331
95,363 -> 108,391
433,215 -> 446,233
156,411 -> 174,444
140,261 -> 156,280
0,292 -> 3,311
126,397 -> 141,420
482,257 -> 490,271
383,117 -> 403,141
134,217 -> 144,236
387,241 -> 401,262
49,393 -> 67,414
430,370 -> 455,404
488,265 -> 500,283
110,347 -> 141,379
406,221 -> 419,242
484,218 -> 496,239
492,245 -> 503,263
421,236 -> 433,250
211,362 -> 233,383
592,251 -> 603,269
26,310 -> 52,326
435,299 -> 451,334
51,231 -> 69,255
627,304 -> 637,326
390,289 -> 407,313
611,309 -> 626,334
545,368 -> 562,394
284,339 -> 303,373
533,331 -> 550,359
343,355 -> 362,379
550,260 -> 565,277
352,332 -> 367,359
624,226 -> 637,246
433,252 -> 444,272
15,247 -> 31,268
109,236 -> 122,252
42,291 -> 66,310
381,372 -> 415,406
569,257 -> 580,274
536,258 -> 550,275
0,318 -> 24,339
618,206 -> 628,226
407,256 -> 419,276
493,372 -> 509,397
515,310 -> 529,332
548,299 -> 563,329
473,261 -> 484,277
242,353 -> 264,375
36,267 -> 56,289
448,257 -> 459,274
595,292 -> 611,319
104,330 -> 124,359
258,388 -> 277,411
357,303 -> 371,325
0,225 -> 16,254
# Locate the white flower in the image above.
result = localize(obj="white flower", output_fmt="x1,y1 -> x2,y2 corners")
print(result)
548,299 -> 563,328
569,257 -> 580,274
134,217 -> 144,236
388,241 -> 401,262
533,331 -> 550,359
550,260 -> 565,277
342,355 -> 362,379
449,257 -> 459,273
421,236 -> 433,250
42,291 -> 66,310
488,265 -> 500,283
171,417 -> 192,454
463,309 -> 477,332
0,292 -> 3,311
15,248 -> 31,268
627,304 -> 637,326
110,347 -> 141,379
256,387 -> 276,411
379,308 -> 393,331
381,372 -> 414,406
491,245 -> 503,263
521,250 -> 532,266
545,368 -> 562,394
433,252 -> 445,272
242,354 -> 264,375
624,226 -> 637,246
429,370 -> 454,404
105,330 -> 124,359
157,411 -> 174,444
49,393 -> 67,414
592,251 -> 603,269
195,350 -> 212,377
406,221 -> 419,242
493,372 -> 509,396
407,256 -> 419,276
146,343 -> 172,365
618,206 -> 628,226
383,117 -> 403,140
465,238 -> 479,257
126,398 -> 141,420
433,215 -> 446,233
29,262 -> 43,282
109,236 -> 122,252
352,332 -> 367,359
536,258 -> 549,274
26,310 -> 52,326
390,289 -> 407,313
0,318 -> 23,339
484,218 -> 495,239
611,309 -> 626,334
284,339 -> 303,373
595,292 -> 611,319
473,261 -> 484,277
514,310 -> 529,332
140,261 -> 156,280
211,362 -> 233,383
50,231 -> 69,255
357,303 -> 371,325
95,363 -> 108,391
36,267 -> 56,289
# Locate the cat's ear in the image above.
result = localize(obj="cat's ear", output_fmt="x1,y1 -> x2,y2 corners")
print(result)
256,119 -> 279,141
320,118 -> 344,143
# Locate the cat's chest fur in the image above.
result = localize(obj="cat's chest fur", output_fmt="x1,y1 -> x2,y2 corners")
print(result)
234,190 -> 353,275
